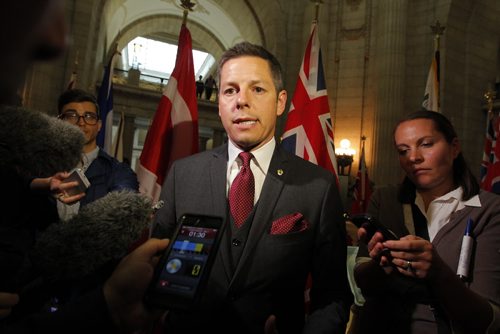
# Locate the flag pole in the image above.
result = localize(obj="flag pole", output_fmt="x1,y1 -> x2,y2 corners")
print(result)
73,50 -> 79,74
137,0 -> 199,202
484,88 -> 496,114
430,20 -> 444,112
310,0 -> 323,23
481,87 -> 498,192
430,20 -> 445,52
180,0 -> 195,24
66,50 -> 79,90
484,87 -> 496,131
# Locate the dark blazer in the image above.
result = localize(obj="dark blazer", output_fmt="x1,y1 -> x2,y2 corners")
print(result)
152,144 -> 353,333
355,185 -> 500,333
81,149 -> 138,206
31,149 -> 139,230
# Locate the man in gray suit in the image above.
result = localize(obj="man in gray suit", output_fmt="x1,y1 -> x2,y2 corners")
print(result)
152,42 -> 352,333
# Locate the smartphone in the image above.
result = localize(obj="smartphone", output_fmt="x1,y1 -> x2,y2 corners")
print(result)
347,213 -> 399,241
62,168 -> 90,196
145,214 -> 225,310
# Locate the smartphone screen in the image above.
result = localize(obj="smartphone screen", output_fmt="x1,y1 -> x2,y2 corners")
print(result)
62,168 -> 90,196
145,214 -> 225,310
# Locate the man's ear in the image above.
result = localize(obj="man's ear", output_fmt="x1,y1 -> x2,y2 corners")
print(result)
276,90 -> 287,116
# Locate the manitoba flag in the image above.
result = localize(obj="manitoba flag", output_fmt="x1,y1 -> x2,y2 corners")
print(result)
281,22 -> 338,178
136,24 -> 199,202
480,111 -> 500,194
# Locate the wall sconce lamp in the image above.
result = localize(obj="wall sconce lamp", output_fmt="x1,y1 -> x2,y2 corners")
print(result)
335,139 -> 355,176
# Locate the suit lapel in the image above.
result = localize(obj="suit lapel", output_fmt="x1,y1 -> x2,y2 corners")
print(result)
432,205 -> 472,244
229,146 -> 289,288
209,146 -> 228,217
209,145 -> 234,280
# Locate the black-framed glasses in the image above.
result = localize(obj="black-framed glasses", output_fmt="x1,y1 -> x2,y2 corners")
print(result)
59,111 -> 99,125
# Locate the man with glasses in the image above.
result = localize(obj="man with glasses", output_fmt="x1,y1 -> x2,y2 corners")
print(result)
53,89 -> 138,220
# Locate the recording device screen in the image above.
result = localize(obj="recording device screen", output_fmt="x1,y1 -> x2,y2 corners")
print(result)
146,214 -> 224,310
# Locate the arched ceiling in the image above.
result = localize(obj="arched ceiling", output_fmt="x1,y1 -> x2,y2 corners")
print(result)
102,0 -> 264,61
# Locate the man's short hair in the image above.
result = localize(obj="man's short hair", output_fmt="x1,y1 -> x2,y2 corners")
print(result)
58,89 -> 100,116
217,42 -> 284,93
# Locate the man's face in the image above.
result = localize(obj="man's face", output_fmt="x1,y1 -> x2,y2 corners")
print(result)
60,101 -> 101,147
218,56 -> 287,151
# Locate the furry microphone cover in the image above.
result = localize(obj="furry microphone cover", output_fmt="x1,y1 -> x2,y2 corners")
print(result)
0,105 -> 84,177
31,190 -> 153,282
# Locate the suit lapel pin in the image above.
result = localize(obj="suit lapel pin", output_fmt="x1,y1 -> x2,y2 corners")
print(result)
277,169 -> 284,176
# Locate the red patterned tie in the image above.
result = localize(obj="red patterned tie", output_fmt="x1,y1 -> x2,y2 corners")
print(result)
229,152 -> 255,228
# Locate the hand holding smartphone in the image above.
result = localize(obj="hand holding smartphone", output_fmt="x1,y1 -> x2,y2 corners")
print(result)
346,213 -> 399,241
346,213 -> 398,262
61,168 -> 90,196
145,214 -> 225,310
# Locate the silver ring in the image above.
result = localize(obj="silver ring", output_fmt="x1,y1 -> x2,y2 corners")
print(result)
406,260 -> 412,271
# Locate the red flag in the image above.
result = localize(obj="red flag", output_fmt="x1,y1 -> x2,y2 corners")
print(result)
350,141 -> 373,214
281,22 -> 338,180
480,111 -> 500,194
136,24 -> 199,202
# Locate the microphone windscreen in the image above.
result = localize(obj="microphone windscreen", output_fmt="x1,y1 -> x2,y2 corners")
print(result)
31,190 -> 153,282
0,105 -> 84,177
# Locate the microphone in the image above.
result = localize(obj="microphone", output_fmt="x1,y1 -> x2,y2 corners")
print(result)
31,190 -> 153,282
0,105 -> 84,178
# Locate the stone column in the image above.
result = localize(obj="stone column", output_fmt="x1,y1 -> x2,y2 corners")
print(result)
123,114 -> 136,164
371,0 -> 408,185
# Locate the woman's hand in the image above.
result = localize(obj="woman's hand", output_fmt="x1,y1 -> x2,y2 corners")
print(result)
358,227 -> 394,274
383,235 -> 444,280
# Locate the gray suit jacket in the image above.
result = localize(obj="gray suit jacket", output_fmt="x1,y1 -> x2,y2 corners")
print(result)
356,185 -> 500,333
152,144 -> 352,333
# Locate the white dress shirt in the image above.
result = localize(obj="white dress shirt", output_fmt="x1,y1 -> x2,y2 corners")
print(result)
415,187 -> 481,241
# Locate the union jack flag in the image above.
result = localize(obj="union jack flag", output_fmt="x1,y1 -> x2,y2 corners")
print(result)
281,22 -> 338,179
280,21 -> 338,315
480,111 -> 500,194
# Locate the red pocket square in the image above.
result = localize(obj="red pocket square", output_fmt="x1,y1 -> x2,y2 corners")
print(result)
270,213 -> 309,234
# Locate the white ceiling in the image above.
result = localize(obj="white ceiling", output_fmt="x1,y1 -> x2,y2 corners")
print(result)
104,0 -> 244,53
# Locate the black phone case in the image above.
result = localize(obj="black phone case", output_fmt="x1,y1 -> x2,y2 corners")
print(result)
63,169 -> 90,196
347,213 -> 399,240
